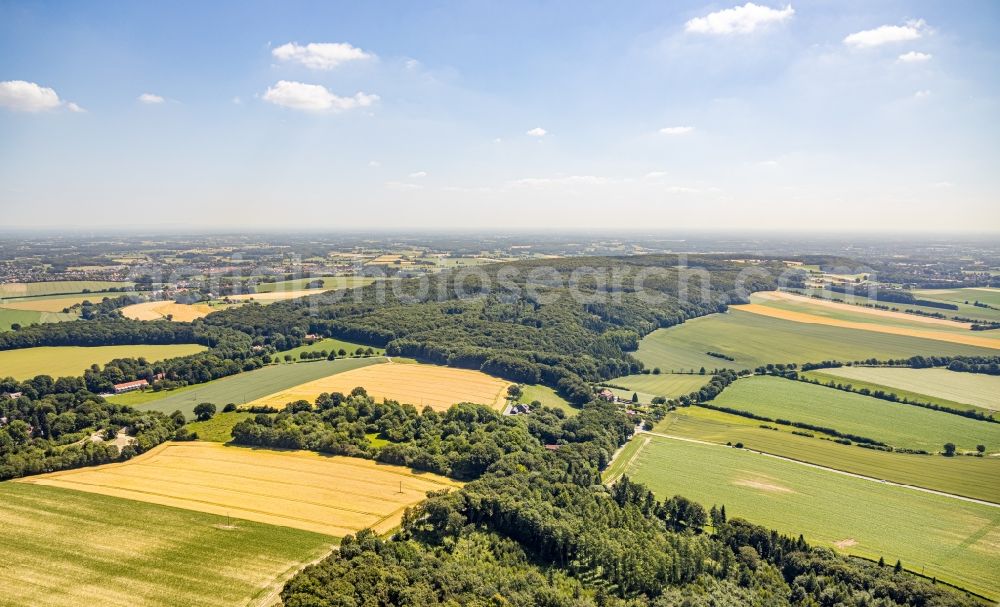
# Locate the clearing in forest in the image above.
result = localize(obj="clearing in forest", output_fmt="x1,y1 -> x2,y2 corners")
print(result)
0,344 -> 207,380
120,301 -> 215,322
17,441 -> 461,537
246,361 -> 512,411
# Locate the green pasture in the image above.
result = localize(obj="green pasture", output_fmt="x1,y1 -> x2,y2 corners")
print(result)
0,280 -> 133,298
618,435 -> 1000,599
605,373 -> 710,402
713,376 -> 1000,453
280,337 -> 382,359
799,287 -> 1000,323
518,383 -> 576,416
253,276 -> 373,293
652,405 -> 1000,504
808,366 -> 1000,412
186,411 -> 254,442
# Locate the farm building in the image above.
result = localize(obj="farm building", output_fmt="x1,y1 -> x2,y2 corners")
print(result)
113,379 -> 149,394
597,388 -> 615,402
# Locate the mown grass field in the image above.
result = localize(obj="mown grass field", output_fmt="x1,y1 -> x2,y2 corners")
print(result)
0,307 -> 77,331
519,383 -> 576,416
634,309 -> 999,372
0,344 -> 207,380
280,337 -> 382,359
713,376 -> 1000,453
17,442 -> 461,537
915,287 -> 1000,309
617,435 -> 1000,599
605,373 -> 709,402
0,280 -> 133,298
123,357 -> 384,417
652,406 -> 1000,503
253,276 -> 374,293
809,366 -> 1000,412
186,411 -> 254,442
0,481 -> 333,607
246,361 -> 511,412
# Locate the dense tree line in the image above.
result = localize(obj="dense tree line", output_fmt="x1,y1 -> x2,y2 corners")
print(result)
275,391 -> 976,606
0,391 -> 181,480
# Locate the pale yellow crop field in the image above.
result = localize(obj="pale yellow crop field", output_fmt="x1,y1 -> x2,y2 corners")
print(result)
17,442 -> 460,537
0,294 -> 107,312
733,303 -> 1000,350
121,301 -> 214,322
248,361 -> 512,411
226,289 -> 328,302
0,344 -> 207,380
752,291 -> 972,329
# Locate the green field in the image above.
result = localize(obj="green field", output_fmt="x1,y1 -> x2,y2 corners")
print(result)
519,383 -> 576,416
0,482 -> 333,607
0,344 -> 207,380
749,292 -> 1000,337
280,337 -> 382,359
713,376 -> 1000,453
808,366 -> 1000,412
916,287 -> 1000,308
0,280 -> 133,298
635,309 -> 999,372
800,287 -> 1000,323
617,435 -> 1000,599
605,373 -> 709,402
0,308 -> 78,331
653,406 -> 1000,503
125,357 -> 384,417
186,411 -> 254,442
253,276 -> 373,293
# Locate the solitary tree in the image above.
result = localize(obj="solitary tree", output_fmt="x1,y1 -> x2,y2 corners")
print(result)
193,402 -> 216,421
977,444 -> 986,455
631,392 -> 639,403
943,442 -> 957,457
894,560 -> 903,574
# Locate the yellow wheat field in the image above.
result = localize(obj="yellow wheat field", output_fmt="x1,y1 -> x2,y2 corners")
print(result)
734,303 -> 1000,350
247,361 -> 512,412
17,442 -> 460,537
121,301 -> 214,321
226,289 -> 329,302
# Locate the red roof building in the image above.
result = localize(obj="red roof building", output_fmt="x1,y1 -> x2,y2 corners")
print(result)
113,379 -> 149,394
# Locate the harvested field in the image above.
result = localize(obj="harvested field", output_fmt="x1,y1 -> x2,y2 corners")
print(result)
0,280 -> 132,298
733,303 -> 1000,350
0,344 -> 207,380
121,301 -> 215,322
226,289 -> 330,302
0,294 -> 109,312
17,442 -> 461,537
752,291 -> 973,329
247,361 -> 511,411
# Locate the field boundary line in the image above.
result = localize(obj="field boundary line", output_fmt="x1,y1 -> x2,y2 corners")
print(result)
639,431 -> 1000,508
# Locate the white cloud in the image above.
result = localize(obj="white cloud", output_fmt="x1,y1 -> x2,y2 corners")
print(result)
659,126 -> 695,136
685,3 -> 794,35
526,127 -> 547,137
0,80 -> 81,112
138,93 -> 165,104
644,171 -> 669,179
408,171 -> 427,178
368,160 -> 381,167
272,42 -> 373,70
914,89 -> 931,98
897,51 -> 932,63
844,19 -> 926,49
262,81 -> 378,112
232,96 -> 243,104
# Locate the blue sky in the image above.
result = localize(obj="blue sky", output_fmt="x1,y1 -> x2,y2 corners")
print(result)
1,1 -> 998,231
